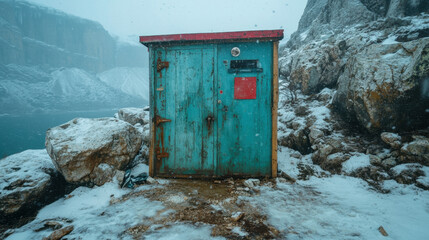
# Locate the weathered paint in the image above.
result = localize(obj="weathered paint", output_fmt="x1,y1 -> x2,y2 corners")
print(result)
140,30 -> 283,45
216,41 -> 273,177
142,30 -> 283,178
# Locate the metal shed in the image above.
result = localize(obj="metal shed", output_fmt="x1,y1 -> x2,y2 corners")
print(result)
140,30 -> 283,178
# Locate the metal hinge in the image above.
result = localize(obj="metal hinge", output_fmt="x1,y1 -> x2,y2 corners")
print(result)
156,58 -> 169,72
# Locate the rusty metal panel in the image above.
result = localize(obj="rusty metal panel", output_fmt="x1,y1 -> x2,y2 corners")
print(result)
234,77 -> 257,99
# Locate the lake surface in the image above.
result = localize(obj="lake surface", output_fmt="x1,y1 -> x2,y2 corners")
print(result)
0,109 -> 118,158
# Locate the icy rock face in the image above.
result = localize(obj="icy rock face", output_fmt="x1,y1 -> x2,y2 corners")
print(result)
0,0 -> 115,72
45,118 -> 142,186
334,38 -> 429,132
0,150 -> 61,219
281,0 -> 429,132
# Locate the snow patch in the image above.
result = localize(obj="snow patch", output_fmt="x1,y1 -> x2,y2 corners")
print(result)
7,182 -> 166,239
342,153 -> 371,174
143,223 -> 225,240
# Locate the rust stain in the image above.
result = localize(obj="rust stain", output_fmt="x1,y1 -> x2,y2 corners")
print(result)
156,57 -> 169,78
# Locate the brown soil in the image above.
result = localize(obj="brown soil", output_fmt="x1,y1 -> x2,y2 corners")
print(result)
119,178 -> 282,239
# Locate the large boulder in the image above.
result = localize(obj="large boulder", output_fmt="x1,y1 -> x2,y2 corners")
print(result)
45,118 -> 142,186
333,38 -> 429,132
0,150 -> 63,221
117,107 -> 149,126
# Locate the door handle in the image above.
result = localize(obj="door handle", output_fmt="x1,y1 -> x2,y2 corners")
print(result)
155,115 -> 171,126
206,115 -> 215,130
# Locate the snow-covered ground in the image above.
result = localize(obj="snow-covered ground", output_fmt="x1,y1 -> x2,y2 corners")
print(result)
5,147 -> 429,239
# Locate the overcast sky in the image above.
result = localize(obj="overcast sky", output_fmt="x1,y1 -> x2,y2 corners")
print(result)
28,0 -> 307,43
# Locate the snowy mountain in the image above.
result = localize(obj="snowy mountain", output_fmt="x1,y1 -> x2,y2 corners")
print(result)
98,67 -> 149,103
0,65 -> 147,114
0,1 -> 150,114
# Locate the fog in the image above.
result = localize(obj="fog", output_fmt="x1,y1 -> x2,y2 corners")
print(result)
28,0 -> 307,43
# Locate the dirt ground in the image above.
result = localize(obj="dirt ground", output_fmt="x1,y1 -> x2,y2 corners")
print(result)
117,178 -> 284,240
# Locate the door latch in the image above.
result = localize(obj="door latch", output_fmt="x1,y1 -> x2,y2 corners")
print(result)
206,115 -> 215,130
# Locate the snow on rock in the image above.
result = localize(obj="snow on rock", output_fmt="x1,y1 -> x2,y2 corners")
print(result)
334,37 -> 429,132
45,118 -> 142,186
5,182 -> 164,239
380,132 -> 402,149
400,135 -> 429,165
98,67 -> 149,102
0,150 -> 60,218
390,163 -> 429,188
342,153 -> 371,174
117,107 -> 149,126
243,179 -> 260,188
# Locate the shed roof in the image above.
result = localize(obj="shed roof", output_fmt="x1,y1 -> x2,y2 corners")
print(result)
139,30 -> 284,46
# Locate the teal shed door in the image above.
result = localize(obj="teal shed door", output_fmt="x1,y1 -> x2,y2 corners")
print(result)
154,46 -> 216,176
216,42 -> 273,176
153,42 -> 272,177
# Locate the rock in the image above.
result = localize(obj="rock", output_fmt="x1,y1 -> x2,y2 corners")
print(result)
244,179 -> 260,188
381,157 -> 397,169
231,212 -> 244,222
369,155 -> 382,166
378,226 -> 388,237
92,164 -> 124,186
380,132 -> 402,149
278,127 -> 312,154
333,38 -> 429,132
44,221 -> 63,230
278,170 -> 297,183
287,42 -> 344,94
290,152 -> 303,159
46,118 -> 142,186
322,152 -> 351,172
309,127 -> 324,144
117,108 -> 148,126
0,150 -> 64,221
312,138 -> 344,166
146,177 -> 158,184
390,163 -> 425,185
401,135 -> 429,165
42,225 -> 74,240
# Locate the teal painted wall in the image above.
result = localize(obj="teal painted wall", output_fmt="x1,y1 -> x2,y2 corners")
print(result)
151,41 -> 273,177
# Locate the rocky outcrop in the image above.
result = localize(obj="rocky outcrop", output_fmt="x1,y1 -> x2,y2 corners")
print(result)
0,0 -> 115,72
45,118 -> 142,186
0,150 -> 65,222
333,38 -> 429,132
280,0 -> 429,132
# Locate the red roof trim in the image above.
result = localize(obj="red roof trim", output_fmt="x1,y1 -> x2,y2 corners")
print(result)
139,30 -> 283,45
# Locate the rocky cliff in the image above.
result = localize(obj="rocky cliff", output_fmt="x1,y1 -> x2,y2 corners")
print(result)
0,1 -> 149,114
280,0 -> 429,133
278,0 -> 429,189
0,0 -> 116,73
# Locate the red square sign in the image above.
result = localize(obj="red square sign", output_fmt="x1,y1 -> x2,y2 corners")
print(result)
234,77 -> 257,99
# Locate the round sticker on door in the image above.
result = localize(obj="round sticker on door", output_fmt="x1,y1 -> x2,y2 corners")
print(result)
231,47 -> 240,57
